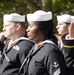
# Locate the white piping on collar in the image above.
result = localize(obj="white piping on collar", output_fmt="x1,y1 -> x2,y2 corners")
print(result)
41,40 -> 58,48
65,34 -> 74,40
11,37 -> 33,43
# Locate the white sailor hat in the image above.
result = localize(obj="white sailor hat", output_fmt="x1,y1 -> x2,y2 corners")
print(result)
57,14 -> 73,23
71,16 -> 74,20
3,13 -> 25,22
27,10 -> 52,21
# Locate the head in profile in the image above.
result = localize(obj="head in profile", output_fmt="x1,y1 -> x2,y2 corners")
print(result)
3,13 -> 26,40
26,10 -> 56,44
56,14 -> 74,36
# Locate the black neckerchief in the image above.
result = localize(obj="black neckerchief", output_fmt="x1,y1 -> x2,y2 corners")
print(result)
18,40 -> 58,75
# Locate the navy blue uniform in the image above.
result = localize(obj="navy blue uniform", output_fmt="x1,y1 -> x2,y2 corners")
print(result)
0,37 -> 34,75
21,40 -> 66,75
61,34 -> 74,75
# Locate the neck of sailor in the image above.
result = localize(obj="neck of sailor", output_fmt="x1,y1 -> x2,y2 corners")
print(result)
34,33 -> 46,48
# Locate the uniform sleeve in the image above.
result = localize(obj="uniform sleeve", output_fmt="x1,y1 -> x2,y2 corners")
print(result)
17,41 -> 34,74
45,50 -> 66,75
18,41 -> 34,63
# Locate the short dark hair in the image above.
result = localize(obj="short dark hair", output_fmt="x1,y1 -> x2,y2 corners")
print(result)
34,20 -> 54,39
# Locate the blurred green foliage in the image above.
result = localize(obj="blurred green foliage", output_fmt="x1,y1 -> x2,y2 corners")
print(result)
0,0 -> 74,32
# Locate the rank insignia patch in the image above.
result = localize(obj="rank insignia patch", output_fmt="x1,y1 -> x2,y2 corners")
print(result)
53,62 -> 59,67
54,68 -> 61,75
13,45 -> 20,51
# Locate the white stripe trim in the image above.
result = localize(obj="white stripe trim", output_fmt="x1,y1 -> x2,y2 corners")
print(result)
54,68 -> 61,75
41,40 -> 58,48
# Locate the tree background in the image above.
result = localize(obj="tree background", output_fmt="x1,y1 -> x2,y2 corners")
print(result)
0,0 -> 74,33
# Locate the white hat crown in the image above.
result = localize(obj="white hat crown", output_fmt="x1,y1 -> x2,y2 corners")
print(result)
3,13 -> 25,22
33,10 -> 46,14
27,10 -> 52,21
57,14 -> 73,23
71,16 -> 74,20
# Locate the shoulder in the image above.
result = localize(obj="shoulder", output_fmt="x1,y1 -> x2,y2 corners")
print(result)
43,42 -> 58,51
40,43 -> 60,58
18,39 -> 34,47
42,43 -> 65,64
15,39 -> 34,53
43,41 -> 63,56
